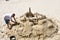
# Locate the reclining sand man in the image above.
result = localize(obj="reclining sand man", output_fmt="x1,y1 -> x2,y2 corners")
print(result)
4,13 -> 19,30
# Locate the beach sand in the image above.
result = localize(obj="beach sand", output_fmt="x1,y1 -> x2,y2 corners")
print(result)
0,0 -> 60,40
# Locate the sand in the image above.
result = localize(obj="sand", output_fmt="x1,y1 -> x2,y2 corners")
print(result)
0,0 -> 60,40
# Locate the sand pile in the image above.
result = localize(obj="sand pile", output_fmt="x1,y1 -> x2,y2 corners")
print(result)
0,8 -> 59,40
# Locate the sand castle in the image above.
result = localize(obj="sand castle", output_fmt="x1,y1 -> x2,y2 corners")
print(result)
0,8 -> 59,40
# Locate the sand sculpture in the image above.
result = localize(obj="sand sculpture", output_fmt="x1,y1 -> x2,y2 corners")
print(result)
0,8 -> 59,40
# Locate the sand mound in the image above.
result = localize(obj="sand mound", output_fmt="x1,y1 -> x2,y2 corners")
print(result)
0,8 -> 59,40
5,13 -> 58,40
